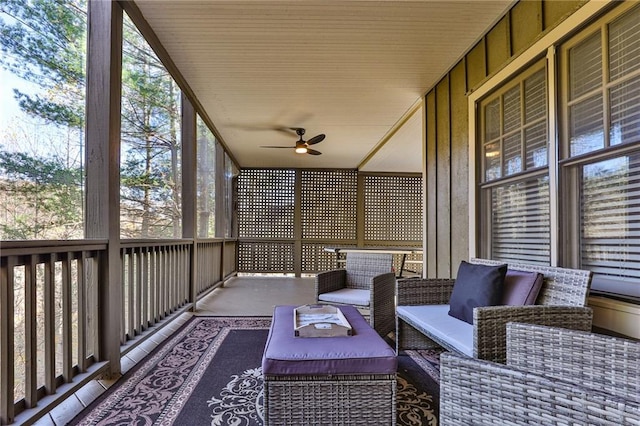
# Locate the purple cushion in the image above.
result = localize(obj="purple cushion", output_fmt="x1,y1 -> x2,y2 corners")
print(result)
448,261 -> 507,325
262,305 -> 397,376
502,269 -> 544,305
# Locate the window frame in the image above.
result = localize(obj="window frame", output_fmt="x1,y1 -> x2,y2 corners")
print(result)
559,3 -> 640,299
468,1 -> 615,265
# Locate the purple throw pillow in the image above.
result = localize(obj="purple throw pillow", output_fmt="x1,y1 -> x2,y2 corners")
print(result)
501,269 -> 544,306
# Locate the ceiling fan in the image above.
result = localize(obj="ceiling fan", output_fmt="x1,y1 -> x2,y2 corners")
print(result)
261,128 -> 325,155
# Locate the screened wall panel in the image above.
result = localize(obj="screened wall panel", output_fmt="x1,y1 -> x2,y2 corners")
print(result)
363,175 -> 423,243
237,169 -> 295,239
237,169 -> 422,274
237,242 -> 294,272
301,243 -> 353,273
301,170 -> 357,240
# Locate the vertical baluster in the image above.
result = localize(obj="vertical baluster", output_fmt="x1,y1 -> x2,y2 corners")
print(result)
149,248 -> 156,326
25,255 -> 38,408
128,248 -> 135,339
120,249 -> 126,345
77,251 -> 87,372
1,255 -> 16,424
167,245 -> 172,313
44,254 -> 56,395
135,247 -> 142,335
183,244 -> 188,304
141,247 -> 148,331
159,247 -> 165,319
62,252 -> 73,383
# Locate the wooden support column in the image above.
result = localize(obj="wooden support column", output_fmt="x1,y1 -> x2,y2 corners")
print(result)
85,0 -> 123,378
181,93 -> 198,308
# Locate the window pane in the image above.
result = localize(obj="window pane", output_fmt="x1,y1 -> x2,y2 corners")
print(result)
569,94 -> 604,156
484,99 -> 500,141
503,133 -> 522,176
569,32 -> 602,100
524,69 -> 546,123
503,86 -> 521,133
0,1 -> 86,240
581,155 -> 640,296
609,5 -> 640,81
525,122 -> 548,168
484,142 -> 501,181
224,154 -> 238,238
490,176 -> 550,264
610,77 -> 640,146
197,116 -> 216,238
120,14 -> 182,239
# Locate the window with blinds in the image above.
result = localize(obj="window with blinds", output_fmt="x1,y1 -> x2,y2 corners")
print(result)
567,5 -> 640,157
481,67 -> 547,183
478,62 -> 550,264
491,176 -> 550,264
580,155 -> 640,297
562,4 -> 640,298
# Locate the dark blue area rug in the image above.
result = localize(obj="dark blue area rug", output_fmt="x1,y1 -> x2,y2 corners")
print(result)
71,317 -> 441,425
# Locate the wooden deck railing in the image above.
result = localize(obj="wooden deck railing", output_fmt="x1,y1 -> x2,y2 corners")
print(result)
0,238 -> 231,425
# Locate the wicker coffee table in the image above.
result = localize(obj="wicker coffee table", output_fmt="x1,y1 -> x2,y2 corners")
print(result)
262,305 -> 397,425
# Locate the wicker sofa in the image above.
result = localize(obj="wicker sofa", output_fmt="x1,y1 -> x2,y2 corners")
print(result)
440,323 -> 640,425
395,258 -> 593,362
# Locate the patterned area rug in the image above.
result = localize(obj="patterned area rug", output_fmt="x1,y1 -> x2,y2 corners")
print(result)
71,317 -> 442,425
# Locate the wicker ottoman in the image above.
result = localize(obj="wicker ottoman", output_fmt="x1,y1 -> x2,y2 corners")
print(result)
262,305 -> 397,425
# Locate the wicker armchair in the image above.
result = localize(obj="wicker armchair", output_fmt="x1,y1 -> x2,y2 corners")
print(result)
316,253 -> 395,337
440,323 -> 640,425
396,258 -> 593,362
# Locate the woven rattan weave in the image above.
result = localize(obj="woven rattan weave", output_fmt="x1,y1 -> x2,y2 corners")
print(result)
440,323 -> 640,425
395,258 -> 594,362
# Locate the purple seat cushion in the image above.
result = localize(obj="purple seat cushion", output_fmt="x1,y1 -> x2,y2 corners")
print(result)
262,305 -> 397,376
502,269 -> 544,305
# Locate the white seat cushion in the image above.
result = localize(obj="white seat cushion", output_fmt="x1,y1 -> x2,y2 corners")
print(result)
396,305 -> 473,356
318,289 -> 370,307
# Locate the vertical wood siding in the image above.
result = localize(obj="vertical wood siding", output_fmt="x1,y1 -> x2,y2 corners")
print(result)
423,0 -> 585,278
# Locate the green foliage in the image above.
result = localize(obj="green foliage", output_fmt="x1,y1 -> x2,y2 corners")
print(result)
0,0 -> 86,127
0,148 -> 83,239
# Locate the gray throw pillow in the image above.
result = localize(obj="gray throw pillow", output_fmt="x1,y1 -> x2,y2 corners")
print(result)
448,261 -> 507,324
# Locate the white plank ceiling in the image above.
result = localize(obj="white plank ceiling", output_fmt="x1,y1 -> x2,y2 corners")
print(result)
134,0 -> 513,172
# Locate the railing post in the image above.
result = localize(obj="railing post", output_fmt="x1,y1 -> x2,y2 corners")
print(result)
0,256 -> 15,424
85,0 -> 123,377
181,93 -> 198,308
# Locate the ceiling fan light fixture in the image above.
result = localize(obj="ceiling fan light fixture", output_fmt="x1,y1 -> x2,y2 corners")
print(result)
295,145 -> 308,154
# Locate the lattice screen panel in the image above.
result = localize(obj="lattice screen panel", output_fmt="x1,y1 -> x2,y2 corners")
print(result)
237,169 -> 295,238
237,242 -> 294,272
302,244 -> 356,273
394,252 -> 423,277
363,175 -> 423,242
301,170 -> 358,239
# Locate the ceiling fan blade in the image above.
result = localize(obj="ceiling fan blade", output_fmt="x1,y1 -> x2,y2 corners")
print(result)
306,134 -> 325,145
307,148 -> 322,155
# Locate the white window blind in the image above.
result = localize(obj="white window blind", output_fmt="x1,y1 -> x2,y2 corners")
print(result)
481,68 -> 547,183
581,155 -> 640,298
479,64 -> 549,263
563,4 -> 640,299
491,176 -> 550,265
